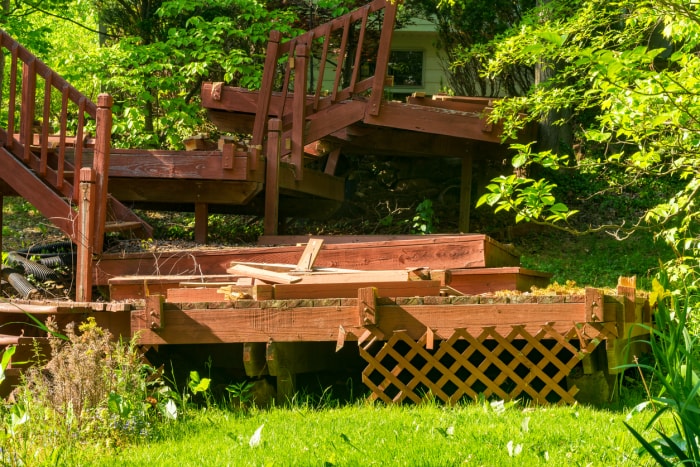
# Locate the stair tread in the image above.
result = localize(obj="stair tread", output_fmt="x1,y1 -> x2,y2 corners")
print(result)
104,220 -> 145,232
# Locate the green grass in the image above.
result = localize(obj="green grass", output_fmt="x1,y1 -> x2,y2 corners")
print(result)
76,402 -> 651,466
514,229 -> 672,291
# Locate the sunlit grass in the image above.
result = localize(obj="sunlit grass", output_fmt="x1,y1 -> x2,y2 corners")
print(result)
80,402 -> 653,466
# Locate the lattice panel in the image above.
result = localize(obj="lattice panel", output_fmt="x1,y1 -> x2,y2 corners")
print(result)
359,322 -> 617,405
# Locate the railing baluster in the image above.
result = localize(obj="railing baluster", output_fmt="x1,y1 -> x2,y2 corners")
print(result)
20,58 -> 36,162
73,97 -> 86,202
332,15 -> 351,102
314,28 -> 332,111
40,71 -> 52,177
349,5 -> 370,93
369,0 -> 398,116
57,85 -> 69,190
7,44 -> 18,148
279,38 -> 296,118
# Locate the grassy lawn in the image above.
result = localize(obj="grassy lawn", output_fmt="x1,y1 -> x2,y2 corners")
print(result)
74,402 -> 651,466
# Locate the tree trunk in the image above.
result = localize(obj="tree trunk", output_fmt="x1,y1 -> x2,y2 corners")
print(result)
535,0 -> 573,154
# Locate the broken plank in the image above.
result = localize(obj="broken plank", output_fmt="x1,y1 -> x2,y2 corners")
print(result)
295,238 -> 324,271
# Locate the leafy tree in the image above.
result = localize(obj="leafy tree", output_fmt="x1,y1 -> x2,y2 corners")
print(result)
464,0 -> 700,266
413,0 -> 535,97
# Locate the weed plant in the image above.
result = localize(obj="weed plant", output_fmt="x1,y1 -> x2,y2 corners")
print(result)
0,319 -> 178,465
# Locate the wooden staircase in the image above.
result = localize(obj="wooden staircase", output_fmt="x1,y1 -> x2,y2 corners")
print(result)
0,29 -> 152,300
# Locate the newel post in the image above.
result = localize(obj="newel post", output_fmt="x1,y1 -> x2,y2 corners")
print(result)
76,167 -> 96,302
264,118 -> 282,236
92,93 -> 112,253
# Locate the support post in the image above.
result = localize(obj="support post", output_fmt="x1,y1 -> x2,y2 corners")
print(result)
459,154 -> 473,233
76,167 -> 96,302
92,93 -> 113,253
264,118 -> 282,236
194,202 -> 208,244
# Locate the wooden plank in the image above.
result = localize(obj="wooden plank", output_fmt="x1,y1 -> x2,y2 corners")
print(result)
446,267 -> 551,294
0,147 -> 76,239
107,178 -> 262,204
363,100 -> 505,144
108,274 -> 238,301
295,238 -> 324,271
106,151 -> 250,180
271,280 -> 439,299
228,264 -> 302,284
167,287 -> 227,303
131,301 -> 586,345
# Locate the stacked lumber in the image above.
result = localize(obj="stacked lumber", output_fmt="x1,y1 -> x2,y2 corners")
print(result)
109,235 -> 551,302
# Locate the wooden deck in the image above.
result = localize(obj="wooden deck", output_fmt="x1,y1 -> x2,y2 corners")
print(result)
0,3 -> 647,406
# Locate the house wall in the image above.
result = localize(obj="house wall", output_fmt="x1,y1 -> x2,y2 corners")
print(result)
316,17 -> 447,100
388,19 -> 445,99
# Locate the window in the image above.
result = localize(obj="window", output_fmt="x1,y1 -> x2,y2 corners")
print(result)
388,50 -> 424,87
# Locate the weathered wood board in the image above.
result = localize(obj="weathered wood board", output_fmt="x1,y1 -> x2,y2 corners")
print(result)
96,235 -> 518,286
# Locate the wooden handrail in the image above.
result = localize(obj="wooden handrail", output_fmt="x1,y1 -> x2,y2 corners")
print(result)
0,29 -> 110,253
250,0 -> 399,170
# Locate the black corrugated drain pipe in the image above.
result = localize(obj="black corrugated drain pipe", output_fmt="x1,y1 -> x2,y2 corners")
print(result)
1,266 -> 39,299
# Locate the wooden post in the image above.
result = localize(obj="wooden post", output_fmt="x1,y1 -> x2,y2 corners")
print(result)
264,118 -> 282,236
368,0 -> 397,116
194,202 -> 208,244
92,93 -> 112,253
291,44 -> 307,181
459,154 -> 473,233
76,167 -> 96,302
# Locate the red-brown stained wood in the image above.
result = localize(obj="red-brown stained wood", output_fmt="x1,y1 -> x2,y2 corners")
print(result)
130,300 -> 588,345
95,235 -> 519,286
445,267 -> 551,294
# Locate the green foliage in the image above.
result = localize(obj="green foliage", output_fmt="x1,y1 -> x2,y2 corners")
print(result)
463,0 -> 700,259
623,270 -> 700,465
411,199 -> 436,234
87,0 -> 299,149
0,344 -> 15,384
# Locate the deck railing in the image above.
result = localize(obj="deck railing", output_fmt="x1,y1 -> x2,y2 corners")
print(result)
251,0 -> 398,179
0,29 -> 112,252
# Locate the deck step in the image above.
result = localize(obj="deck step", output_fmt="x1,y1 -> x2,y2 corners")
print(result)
104,221 -> 145,232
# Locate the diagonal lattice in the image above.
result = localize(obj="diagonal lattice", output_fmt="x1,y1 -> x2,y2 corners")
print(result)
360,322 -> 618,405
